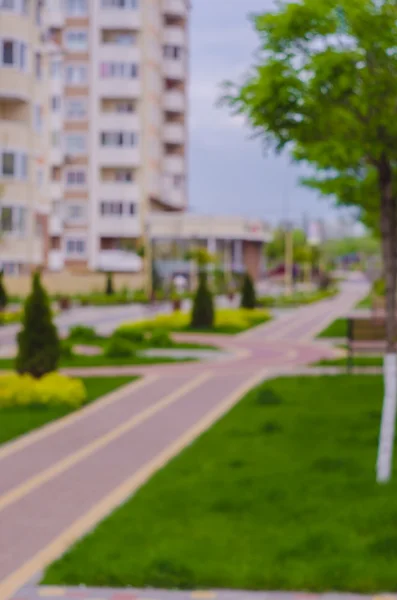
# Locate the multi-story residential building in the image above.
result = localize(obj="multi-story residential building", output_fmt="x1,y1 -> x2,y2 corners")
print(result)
0,0 -> 50,275
44,0 -> 189,274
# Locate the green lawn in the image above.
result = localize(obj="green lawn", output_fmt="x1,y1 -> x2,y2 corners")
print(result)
42,375 -> 397,593
0,376 -> 136,446
0,355 -> 193,371
317,318 -> 347,338
356,295 -> 372,309
315,356 -> 383,367
259,288 -> 338,308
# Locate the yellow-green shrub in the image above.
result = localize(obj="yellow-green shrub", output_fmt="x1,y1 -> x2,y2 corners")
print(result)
0,311 -> 22,325
117,308 -> 271,336
0,373 -> 87,409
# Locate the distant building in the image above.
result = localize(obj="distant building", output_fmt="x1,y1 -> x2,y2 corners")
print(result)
149,214 -> 272,281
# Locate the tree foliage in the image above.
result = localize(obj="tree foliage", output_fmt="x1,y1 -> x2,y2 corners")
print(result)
223,0 -> 397,351
105,272 -> 114,296
0,269 -> 7,311
240,273 -> 257,309
190,272 -> 214,329
16,271 -> 60,378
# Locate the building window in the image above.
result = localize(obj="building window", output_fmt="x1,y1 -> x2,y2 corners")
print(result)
100,131 -> 137,147
64,30 -> 88,52
114,169 -> 133,182
65,64 -> 88,85
33,105 -> 42,133
163,45 -> 182,60
2,152 -> 15,177
2,40 -> 14,65
65,0 -> 87,15
35,52 -> 42,79
65,134 -> 86,155
65,169 -> 86,186
0,205 -> 26,234
66,204 -> 85,221
100,61 -> 138,78
52,131 -> 61,147
51,59 -> 62,79
100,201 -> 123,216
0,151 -> 28,179
65,237 -> 86,257
51,95 -> 62,112
19,42 -> 27,70
100,202 -> 136,216
65,98 -> 87,119
101,0 -> 138,8
36,168 -> 44,187
35,0 -> 42,25
0,0 -> 29,13
103,32 -> 137,46
114,101 -> 135,113
0,40 -> 27,70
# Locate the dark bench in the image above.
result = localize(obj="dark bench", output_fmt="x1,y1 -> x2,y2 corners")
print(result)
347,317 -> 386,372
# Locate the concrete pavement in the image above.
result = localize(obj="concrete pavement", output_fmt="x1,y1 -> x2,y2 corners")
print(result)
0,279 -> 367,600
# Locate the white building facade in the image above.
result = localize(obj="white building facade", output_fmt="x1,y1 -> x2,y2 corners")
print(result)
44,0 -> 189,273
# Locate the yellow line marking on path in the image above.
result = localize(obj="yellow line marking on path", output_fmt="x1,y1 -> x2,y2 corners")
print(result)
191,592 -> 217,599
0,372 -> 211,515
0,375 -> 159,463
0,367 -> 270,600
37,588 -> 66,597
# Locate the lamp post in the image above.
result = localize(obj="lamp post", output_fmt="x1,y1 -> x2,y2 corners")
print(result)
284,221 -> 293,296
144,218 -> 153,302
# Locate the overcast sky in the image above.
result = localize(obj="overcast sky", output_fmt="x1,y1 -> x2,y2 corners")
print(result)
188,0 -> 338,226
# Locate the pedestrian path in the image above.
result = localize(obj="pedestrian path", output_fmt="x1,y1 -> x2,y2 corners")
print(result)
12,584 -> 392,600
1,280 -> 367,600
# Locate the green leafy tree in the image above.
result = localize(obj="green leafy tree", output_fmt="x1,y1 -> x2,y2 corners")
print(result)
105,272 -> 114,296
241,272 -> 256,309
16,271 -> 60,378
190,272 -> 214,329
223,0 -> 397,482
0,269 -> 7,311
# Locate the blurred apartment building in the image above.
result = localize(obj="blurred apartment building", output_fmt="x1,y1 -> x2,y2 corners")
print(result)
0,0 -> 269,281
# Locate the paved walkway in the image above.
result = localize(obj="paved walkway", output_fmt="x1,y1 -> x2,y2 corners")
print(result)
1,280 -> 367,600
12,585 -> 388,600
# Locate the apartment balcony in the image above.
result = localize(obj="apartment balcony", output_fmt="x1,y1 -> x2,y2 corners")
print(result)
50,147 -> 64,166
163,58 -> 186,80
164,90 -> 185,112
0,236 -> 44,265
97,215 -> 141,238
163,26 -> 187,47
97,250 -> 142,273
98,146 -> 140,168
98,78 -> 141,99
164,122 -> 185,144
98,44 -> 141,62
164,154 -> 185,174
99,181 -> 140,202
48,250 -> 64,272
163,175 -> 186,209
0,71 -> 30,103
50,181 -> 63,201
43,2 -> 65,28
164,0 -> 188,17
0,119 -> 29,148
49,215 -> 63,236
98,8 -> 141,29
99,113 -> 140,131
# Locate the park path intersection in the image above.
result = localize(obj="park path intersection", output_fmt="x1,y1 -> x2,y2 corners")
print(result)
0,281 -> 366,600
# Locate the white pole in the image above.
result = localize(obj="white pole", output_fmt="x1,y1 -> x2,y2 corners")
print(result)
377,353 -> 397,483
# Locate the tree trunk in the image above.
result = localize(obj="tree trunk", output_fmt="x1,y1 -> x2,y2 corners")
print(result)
377,155 -> 397,483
